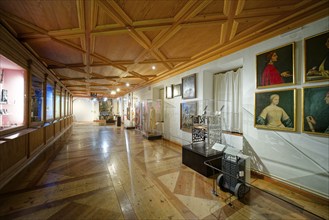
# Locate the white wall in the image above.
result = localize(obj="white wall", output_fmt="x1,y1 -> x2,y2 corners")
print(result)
73,98 -> 99,122
131,17 -> 329,197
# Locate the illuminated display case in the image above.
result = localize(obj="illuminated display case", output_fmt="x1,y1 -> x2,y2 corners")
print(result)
31,74 -> 43,123
61,89 -> 65,117
46,82 -> 54,120
55,86 -> 60,119
0,55 -> 26,131
66,93 -> 69,116
140,99 -> 162,140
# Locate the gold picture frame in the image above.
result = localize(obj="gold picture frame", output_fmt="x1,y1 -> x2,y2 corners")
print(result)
302,85 -> 329,136
182,74 -> 196,99
254,88 -> 296,132
180,101 -> 197,132
256,43 -> 295,89
304,30 -> 329,83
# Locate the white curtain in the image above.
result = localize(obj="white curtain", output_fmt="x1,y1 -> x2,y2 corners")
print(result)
214,68 -> 242,133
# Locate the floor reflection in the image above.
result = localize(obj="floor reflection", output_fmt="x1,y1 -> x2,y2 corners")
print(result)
0,122 -> 327,220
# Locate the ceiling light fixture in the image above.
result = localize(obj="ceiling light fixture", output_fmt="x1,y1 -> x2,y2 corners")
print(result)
116,88 -> 120,92
126,82 -> 130,87
110,90 -> 116,95
152,65 -> 156,70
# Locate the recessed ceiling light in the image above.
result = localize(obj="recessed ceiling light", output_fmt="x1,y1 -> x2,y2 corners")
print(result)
110,91 -> 116,95
152,65 -> 156,70
116,88 -> 120,92
126,82 -> 130,87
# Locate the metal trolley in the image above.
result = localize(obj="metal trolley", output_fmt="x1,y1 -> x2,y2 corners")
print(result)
205,147 -> 250,199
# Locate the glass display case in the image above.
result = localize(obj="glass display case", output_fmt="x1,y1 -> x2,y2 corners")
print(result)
31,74 -> 43,123
61,89 -> 65,117
179,99 -> 225,176
46,82 -> 54,120
0,55 -> 26,131
135,101 -> 141,130
140,99 -> 162,140
66,93 -> 69,116
55,86 -> 60,119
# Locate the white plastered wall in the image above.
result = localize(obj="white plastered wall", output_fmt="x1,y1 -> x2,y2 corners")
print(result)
73,98 -> 99,122
131,17 -> 329,197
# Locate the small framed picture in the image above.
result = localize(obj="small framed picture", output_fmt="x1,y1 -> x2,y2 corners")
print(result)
182,74 -> 196,99
173,84 -> 181,97
166,85 -> 173,99
254,89 -> 296,132
304,31 -> 329,83
256,43 -> 295,88
302,85 -> 329,136
180,101 -> 197,132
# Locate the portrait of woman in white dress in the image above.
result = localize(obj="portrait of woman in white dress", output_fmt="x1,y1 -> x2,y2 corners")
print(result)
255,89 -> 296,131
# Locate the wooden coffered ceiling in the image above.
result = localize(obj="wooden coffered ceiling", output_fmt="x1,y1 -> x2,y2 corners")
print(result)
0,0 -> 328,98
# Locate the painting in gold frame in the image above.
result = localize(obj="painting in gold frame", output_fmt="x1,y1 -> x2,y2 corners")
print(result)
256,43 -> 295,89
304,30 -> 329,83
302,85 -> 329,136
180,101 -> 197,132
182,74 -> 196,99
254,89 -> 296,132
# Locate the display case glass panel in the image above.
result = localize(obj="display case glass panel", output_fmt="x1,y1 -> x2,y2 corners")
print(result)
31,74 -> 43,123
140,99 -> 163,139
66,93 -> 69,116
46,83 -> 54,120
0,55 -> 26,131
61,90 -> 65,117
55,87 -> 60,118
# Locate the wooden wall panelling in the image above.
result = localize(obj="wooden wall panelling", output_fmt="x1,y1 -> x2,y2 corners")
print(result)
29,128 -> 44,157
54,121 -> 60,136
0,136 -> 28,180
45,124 -> 54,143
60,119 -> 64,131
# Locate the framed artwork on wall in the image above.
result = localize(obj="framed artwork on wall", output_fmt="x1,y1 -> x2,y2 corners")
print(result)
254,89 -> 296,132
304,30 -> 329,83
256,43 -> 295,88
166,85 -> 173,99
182,74 -> 196,99
173,84 -> 181,97
302,85 -> 329,136
180,101 -> 197,132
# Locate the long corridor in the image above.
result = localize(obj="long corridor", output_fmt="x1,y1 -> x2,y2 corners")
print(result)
0,123 -> 327,219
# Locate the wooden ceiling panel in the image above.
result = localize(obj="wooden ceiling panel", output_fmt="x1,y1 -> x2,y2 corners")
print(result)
0,0 -> 79,31
114,0 -> 188,21
198,0 -> 225,15
160,25 -> 221,59
1,20 -> 33,36
94,34 -> 144,60
243,0 -> 301,10
27,39 -> 83,64
0,0 -> 328,98
131,63 -> 166,76
143,30 -> 162,42
54,69 -> 88,79
91,66 -> 125,77
96,4 -> 119,27
87,79 -> 117,84
65,38 -> 83,48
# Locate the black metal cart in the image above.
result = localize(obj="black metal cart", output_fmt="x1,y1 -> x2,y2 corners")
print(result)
205,147 -> 250,199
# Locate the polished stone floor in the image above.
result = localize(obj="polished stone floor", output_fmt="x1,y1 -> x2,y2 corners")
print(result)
0,123 -> 328,219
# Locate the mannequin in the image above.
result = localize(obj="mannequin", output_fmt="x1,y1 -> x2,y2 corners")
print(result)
149,106 -> 156,132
